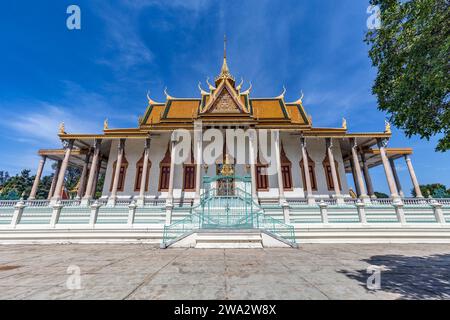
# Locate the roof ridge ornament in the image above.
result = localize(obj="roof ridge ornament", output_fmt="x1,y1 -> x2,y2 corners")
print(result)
164,87 -> 174,100
241,81 -> 252,95
342,118 -> 347,130
291,90 -> 304,104
104,118 -> 108,130
236,77 -> 244,91
146,91 -> 162,105
276,86 -> 287,99
198,82 -> 208,95
59,122 -> 65,135
384,119 -> 391,134
206,77 -> 216,91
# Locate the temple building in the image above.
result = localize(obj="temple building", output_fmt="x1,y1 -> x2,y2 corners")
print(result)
2,43 -> 448,247
34,46 -> 422,206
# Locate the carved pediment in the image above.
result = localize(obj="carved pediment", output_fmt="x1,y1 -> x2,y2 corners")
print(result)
209,89 -> 242,113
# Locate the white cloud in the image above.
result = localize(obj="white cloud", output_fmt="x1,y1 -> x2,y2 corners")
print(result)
2,103 -> 100,146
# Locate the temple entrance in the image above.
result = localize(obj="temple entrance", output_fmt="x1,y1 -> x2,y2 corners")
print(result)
216,164 -> 235,196
201,173 -> 254,229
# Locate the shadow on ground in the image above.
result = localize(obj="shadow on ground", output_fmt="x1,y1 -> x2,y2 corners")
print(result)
339,254 -> 450,300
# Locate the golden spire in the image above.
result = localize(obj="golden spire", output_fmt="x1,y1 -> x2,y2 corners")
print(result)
215,34 -> 235,83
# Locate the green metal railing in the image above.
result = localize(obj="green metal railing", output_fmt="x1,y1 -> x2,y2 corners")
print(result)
162,176 -> 296,246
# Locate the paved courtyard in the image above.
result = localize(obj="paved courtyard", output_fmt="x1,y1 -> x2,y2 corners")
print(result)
0,243 -> 449,300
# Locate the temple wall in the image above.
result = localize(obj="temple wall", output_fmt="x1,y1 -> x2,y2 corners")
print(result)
101,133 -> 349,199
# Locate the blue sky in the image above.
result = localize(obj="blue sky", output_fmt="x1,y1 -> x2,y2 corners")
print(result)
0,0 -> 448,194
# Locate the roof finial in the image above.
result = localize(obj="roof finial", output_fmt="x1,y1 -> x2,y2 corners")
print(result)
215,34 -> 234,83
224,34 -> 227,59
384,119 -> 391,134
59,122 -> 65,135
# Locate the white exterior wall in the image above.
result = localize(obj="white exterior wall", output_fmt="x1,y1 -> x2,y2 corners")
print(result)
101,134 -> 349,199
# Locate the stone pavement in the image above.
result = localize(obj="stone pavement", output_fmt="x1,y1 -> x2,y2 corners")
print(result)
0,244 -> 449,300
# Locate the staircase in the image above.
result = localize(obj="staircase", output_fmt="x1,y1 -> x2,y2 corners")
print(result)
161,175 -> 297,249
162,229 -> 297,249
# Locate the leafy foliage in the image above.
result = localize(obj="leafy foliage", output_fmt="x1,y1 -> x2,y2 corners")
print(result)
0,166 -> 84,200
366,0 -> 449,151
414,183 -> 450,197
374,191 -> 390,198
0,170 -> 34,199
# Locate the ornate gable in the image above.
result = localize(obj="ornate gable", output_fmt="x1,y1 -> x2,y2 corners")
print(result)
210,87 -> 242,113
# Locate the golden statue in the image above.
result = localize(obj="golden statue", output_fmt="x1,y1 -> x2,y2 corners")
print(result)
220,154 -> 234,176
104,118 -> 109,130
384,120 -> 391,134
59,122 -> 65,134
342,118 -> 347,130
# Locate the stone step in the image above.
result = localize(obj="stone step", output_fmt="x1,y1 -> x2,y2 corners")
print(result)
195,231 -> 263,248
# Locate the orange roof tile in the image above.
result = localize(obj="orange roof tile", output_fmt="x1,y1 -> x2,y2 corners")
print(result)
251,99 -> 287,119
165,100 -> 200,119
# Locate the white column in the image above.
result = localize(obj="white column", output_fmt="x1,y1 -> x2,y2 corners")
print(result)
326,138 -> 343,204
404,155 -> 423,198
301,137 -> 315,205
109,139 -> 125,205
360,152 -> 376,198
138,138 -> 151,206
48,160 -> 62,200
350,139 -> 369,203
83,139 -> 101,203
52,140 -> 74,202
194,123 -> 203,203
377,139 -> 400,201
273,131 -> 286,205
248,130 -> 258,200
389,158 -> 404,198
77,152 -> 91,199
29,156 -> 47,200
167,138 -> 177,206
349,156 -> 361,197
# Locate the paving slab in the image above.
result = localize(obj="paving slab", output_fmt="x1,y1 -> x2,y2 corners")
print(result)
0,243 -> 449,300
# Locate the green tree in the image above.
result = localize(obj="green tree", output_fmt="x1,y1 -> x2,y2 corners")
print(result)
365,0 -> 449,151
374,191 -> 390,198
65,167 -> 81,196
35,175 -> 53,200
0,170 -> 34,199
415,183 -> 450,197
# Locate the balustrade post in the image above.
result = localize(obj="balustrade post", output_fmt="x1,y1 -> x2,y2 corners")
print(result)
50,202 -> 63,227
165,206 -> 173,225
128,201 -> 137,227
431,200 -> 446,224
356,202 -> 367,224
282,203 -> 290,224
10,200 -> 26,228
89,201 -> 101,227
319,200 -> 328,224
393,202 -> 407,225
